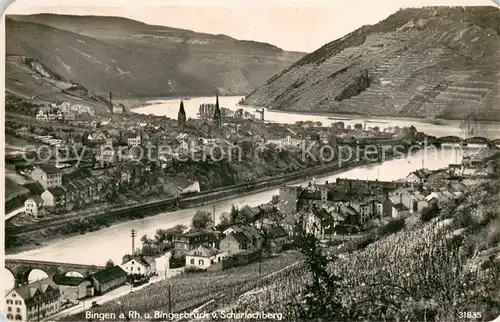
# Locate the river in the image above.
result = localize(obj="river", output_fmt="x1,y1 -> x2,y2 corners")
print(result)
133,96 -> 500,139
4,145 -> 481,290
3,95 -> 495,291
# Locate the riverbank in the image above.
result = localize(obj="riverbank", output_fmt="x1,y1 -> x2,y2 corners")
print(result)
117,94 -> 245,109
5,157 -> 381,254
236,104 -> 500,123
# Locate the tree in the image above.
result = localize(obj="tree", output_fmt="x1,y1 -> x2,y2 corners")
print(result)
271,195 -> 280,207
219,213 -> 232,230
154,229 -> 168,244
165,225 -> 187,242
291,214 -> 350,320
354,123 -> 363,131
229,205 -> 239,223
372,126 -> 380,133
105,259 -> 114,268
192,210 -> 213,229
141,234 -> 153,247
314,121 -> 323,128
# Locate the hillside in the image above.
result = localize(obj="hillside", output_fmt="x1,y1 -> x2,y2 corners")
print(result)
5,55 -> 111,112
5,14 -> 305,100
243,6 -> 500,121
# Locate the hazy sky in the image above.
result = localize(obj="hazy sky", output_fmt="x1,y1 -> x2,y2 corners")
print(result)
5,0 -> 497,52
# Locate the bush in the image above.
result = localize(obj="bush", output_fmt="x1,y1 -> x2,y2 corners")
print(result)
421,203 -> 439,222
184,266 -> 206,274
379,218 -> 405,235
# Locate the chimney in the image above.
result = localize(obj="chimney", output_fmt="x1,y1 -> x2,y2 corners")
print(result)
109,92 -> 113,113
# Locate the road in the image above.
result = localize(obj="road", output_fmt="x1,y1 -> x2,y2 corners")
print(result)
43,275 -> 165,321
5,207 -> 24,221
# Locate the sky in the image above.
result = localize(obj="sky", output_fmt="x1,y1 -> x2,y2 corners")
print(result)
4,0 -> 498,52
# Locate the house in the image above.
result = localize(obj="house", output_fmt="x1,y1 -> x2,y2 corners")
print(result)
95,147 -> 118,167
86,131 -> 110,146
4,277 -> 61,322
63,111 -> 76,121
52,275 -> 94,303
79,178 -> 98,202
266,226 -> 289,252
185,245 -> 228,269
31,164 -> 62,189
121,255 -> 157,277
24,196 -> 44,217
219,231 -> 254,256
406,169 -> 430,183
90,266 -> 127,295
128,134 -> 141,147
41,187 -> 66,211
172,231 -> 219,253
35,106 -> 62,121
392,203 -> 409,219
23,181 -> 45,196
389,188 -> 428,214
112,104 -> 124,114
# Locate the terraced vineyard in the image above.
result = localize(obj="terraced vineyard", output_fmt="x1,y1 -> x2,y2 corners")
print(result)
60,252 -> 303,321
244,6 -> 500,121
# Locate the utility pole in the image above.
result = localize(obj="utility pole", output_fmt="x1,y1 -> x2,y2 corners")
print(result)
212,205 -> 216,227
168,283 -> 172,313
131,229 -> 137,255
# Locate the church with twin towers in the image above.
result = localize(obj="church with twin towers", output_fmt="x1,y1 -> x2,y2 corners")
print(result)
178,93 -> 222,132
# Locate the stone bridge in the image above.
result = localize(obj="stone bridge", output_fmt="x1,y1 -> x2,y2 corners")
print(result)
5,259 -> 105,286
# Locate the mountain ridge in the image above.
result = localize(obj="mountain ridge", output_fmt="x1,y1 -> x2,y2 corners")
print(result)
5,14 -> 305,106
243,6 -> 500,121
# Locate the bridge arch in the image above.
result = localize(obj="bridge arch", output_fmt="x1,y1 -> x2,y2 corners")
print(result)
437,136 -> 463,143
28,269 -> 50,283
3,268 -> 16,293
65,271 -> 86,278
463,136 -> 490,144
4,259 -> 104,286
491,138 -> 500,145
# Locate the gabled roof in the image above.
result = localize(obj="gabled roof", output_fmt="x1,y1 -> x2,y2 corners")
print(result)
63,182 -> 78,192
393,203 -> 409,211
122,255 -> 156,267
9,277 -> 59,301
27,195 -> 44,205
24,181 -> 45,195
52,275 -> 87,286
47,186 -> 66,197
186,245 -> 220,257
267,226 -> 288,239
36,163 -> 61,175
91,266 -> 127,284
73,181 -> 86,189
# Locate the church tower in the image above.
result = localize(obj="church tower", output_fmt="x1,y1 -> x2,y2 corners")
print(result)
213,92 -> 222,127
178,100 -> 186,132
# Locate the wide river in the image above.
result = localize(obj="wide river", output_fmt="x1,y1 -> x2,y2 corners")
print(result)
3,96 -> 498,291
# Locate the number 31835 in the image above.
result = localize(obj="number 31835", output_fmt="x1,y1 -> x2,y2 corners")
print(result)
458,311 -> 482,319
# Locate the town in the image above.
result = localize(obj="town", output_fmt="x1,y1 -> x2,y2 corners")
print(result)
4,144 -> 499,320
5,91 -> 454,245
3,4 -> 500,322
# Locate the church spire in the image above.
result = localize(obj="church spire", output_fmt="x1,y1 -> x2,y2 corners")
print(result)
213,92 -> 221,127
178,100 -> 186,132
